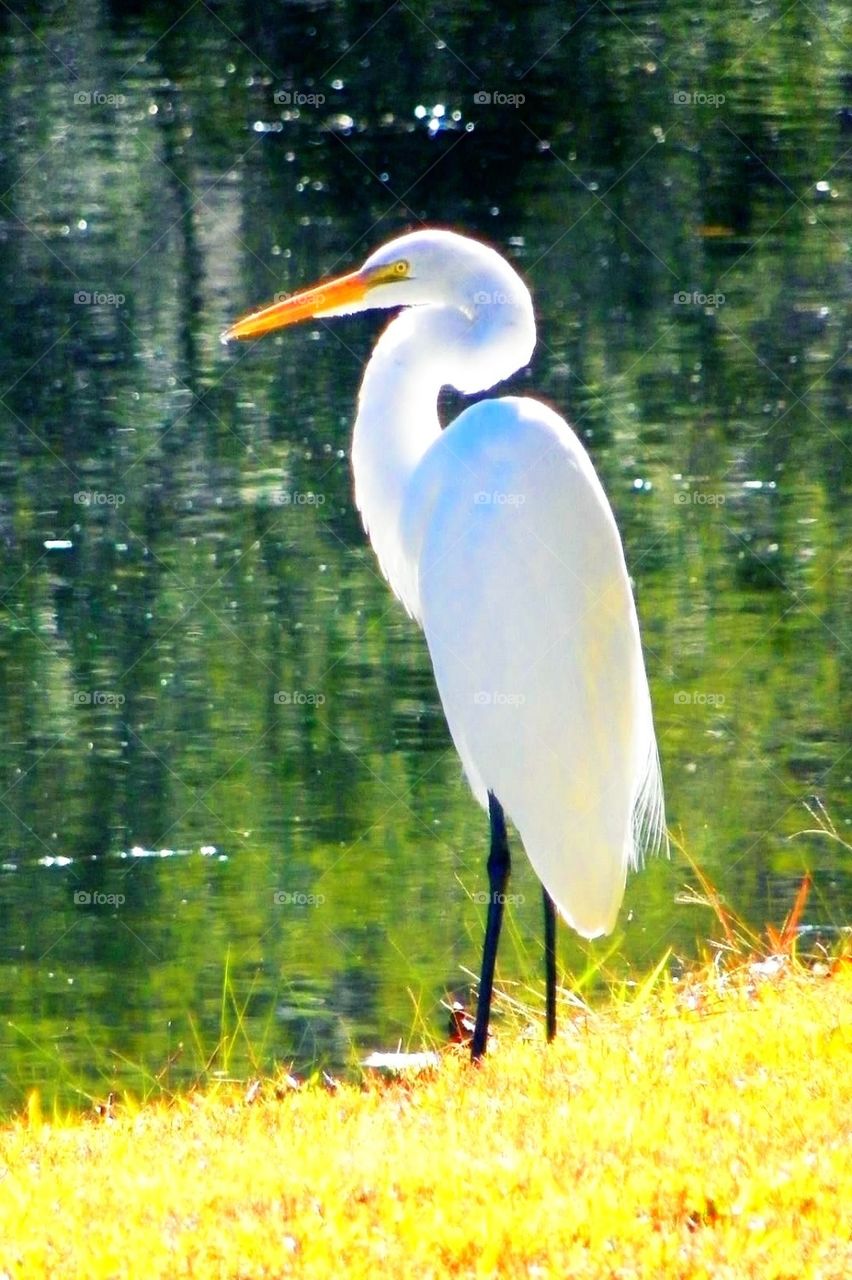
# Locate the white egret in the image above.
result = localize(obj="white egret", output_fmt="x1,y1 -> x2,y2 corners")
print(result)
224,229 -> 664,1059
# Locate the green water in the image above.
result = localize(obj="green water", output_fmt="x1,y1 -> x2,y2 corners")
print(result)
0,0 -> 849,1110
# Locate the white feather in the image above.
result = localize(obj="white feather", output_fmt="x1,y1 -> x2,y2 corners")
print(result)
346,231 -> 664,938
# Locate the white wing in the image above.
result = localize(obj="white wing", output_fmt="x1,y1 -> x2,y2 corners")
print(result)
401,395 -> 664,939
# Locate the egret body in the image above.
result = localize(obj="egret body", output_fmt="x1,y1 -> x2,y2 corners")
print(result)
225,229 -> 664,1058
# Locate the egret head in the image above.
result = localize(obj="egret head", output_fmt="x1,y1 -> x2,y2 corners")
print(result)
222,229 -> 536,372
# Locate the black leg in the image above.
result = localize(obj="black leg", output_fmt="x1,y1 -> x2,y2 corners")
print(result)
543,887 -> 557,1042
471,793 -> 510,1060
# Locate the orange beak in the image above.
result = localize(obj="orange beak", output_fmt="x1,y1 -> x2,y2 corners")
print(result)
222,268 -> 371,341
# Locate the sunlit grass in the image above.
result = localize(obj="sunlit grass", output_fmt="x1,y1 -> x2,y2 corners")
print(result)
1,882 -> 850,1279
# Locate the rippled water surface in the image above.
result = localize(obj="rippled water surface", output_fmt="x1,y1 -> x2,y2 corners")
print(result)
0,0 -> 849,1109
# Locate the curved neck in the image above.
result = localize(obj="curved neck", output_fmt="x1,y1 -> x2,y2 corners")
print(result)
351,310 -> 443,613
350,289 -> 536,615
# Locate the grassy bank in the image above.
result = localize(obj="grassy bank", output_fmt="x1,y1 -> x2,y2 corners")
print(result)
0,957 -> 849,1279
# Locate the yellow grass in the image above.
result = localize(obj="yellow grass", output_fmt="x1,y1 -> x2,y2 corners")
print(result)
1,961 -> 850,1279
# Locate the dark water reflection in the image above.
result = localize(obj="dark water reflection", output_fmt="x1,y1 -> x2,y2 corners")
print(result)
0,0 -> 849,1109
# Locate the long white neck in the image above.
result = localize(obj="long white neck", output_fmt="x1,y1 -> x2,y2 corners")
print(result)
351,288 -> 536,619
351,309 -> 443,615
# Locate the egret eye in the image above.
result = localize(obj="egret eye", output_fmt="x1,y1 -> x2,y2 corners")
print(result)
368,259 -> 411,288
370,257 -> 409,285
